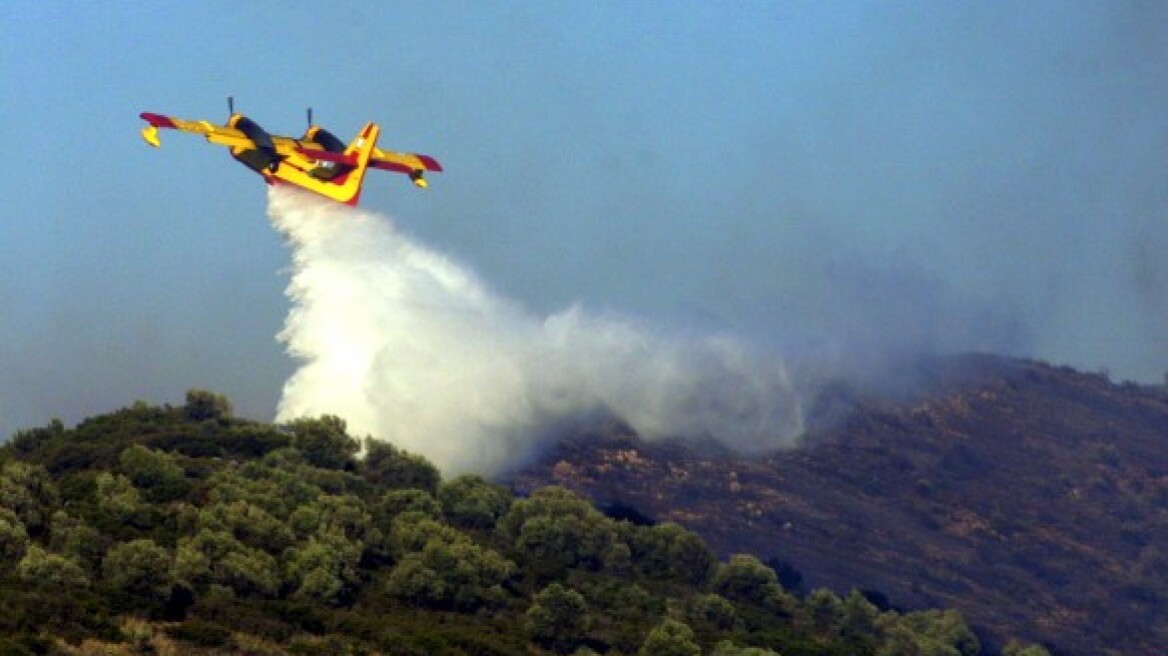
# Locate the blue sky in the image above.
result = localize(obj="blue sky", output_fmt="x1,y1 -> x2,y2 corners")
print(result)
2,2 -> 1167,436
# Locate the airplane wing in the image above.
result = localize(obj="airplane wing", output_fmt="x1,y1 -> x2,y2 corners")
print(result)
369,149 -> 444,174
140,112 -> 254,148
142,111 -> 339,165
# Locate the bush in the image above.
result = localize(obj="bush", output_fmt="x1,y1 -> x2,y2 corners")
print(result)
118,444 -> 190,502
184,389 -> 233,421
638,619 -> 701,656
711,554 -> 789,611
102,539 -> 173,600
166,618 -> 233,647
632,522 -> 716,585
16,545 -> 89,588
286,416 -> 359,470
0,634 -> 49,655
527,583 -> 590,653
360,439 -> 440,493
438,474 -> 512,531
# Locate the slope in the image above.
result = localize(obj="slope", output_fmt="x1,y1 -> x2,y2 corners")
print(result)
1,391 -> 1016,655
509,354 -> 1168,656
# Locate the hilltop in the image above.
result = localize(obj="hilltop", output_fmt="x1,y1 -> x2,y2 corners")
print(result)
509,355 -> 1168,656
0,390 -> 1051,655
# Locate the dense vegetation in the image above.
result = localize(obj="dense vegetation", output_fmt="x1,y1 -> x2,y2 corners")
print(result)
0,391 -> 1049,655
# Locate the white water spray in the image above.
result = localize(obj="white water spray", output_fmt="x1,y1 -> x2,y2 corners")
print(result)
269,187 -> 803,475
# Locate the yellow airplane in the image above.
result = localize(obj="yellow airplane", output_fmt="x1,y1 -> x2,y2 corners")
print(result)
139,99 -> 441,206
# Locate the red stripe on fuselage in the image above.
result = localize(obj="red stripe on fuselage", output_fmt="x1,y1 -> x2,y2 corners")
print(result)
297,148 -> 357,165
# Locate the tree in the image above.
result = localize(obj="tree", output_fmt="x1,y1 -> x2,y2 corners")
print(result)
438,474 -> 512,530
499,486 -> 623,574
374,488 -> 442,525
711,554 -> 789,611
637,618 -> 701,656
172,539 -> 212,589
876,623 -> 926,656
208,459 -> 324,526
388,513 -> 461,558
211,499 -> 295,553
217,547 -> 280,598
173,529 -> 279,598
286,416 -> 359,470
385,531 -> 515,611
119,444 -> 190,502
514,512 -> 622,574
284,490 -> 371,541
284,528 -> 364,604
7,418 -> 65,457
0,461 -> 59,537
184,389 -> 233,421
587,579 -> 654,627
48,510 -> 104,574
838,590 -> 881,652
221,424 -> 291,458
804,588 -> 842,634
0,508 -> 30,568
360,438 -> 440,493
526,583 -> 590,653
312,493 -> 373,542
95,471 -> 145,526
632,522 -> 716,585
498,486 -> 597,538
103,539 -> 173,600
17,544 -> 89,589
886,609 -> 979,656
383,555 -> 445,607
687,593 -> 742,633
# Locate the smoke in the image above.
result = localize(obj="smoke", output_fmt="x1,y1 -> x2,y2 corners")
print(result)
269,187 -> 802,475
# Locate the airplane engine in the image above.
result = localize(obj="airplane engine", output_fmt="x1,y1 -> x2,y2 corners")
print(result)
231,116 -> 282,173
304,126 -> 350,181
310,127 -> 346,154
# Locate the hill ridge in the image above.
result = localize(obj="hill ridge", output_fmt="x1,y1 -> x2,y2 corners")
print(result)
508,355 -> 1168,656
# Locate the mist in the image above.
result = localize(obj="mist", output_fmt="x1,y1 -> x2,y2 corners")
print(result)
424,2 -> 1168,387
269,188 -> 802,475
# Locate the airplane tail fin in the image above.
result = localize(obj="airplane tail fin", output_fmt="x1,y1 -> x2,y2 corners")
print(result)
341,121 -> 380,204
331,123 -> 380,206
345,124 -> 379,159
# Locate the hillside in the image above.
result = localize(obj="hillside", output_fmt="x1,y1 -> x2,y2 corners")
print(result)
508,355 -> 1168,656
0,391 -> 1050,655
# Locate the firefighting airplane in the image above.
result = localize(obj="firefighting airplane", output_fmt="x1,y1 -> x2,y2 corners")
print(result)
139,98 -> 442,206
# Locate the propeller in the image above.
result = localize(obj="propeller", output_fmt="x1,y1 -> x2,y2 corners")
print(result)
307,107 -> 314,128
227,95 -> 235,115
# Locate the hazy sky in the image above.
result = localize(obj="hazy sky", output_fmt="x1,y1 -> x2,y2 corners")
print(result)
2,2 -> 1166,437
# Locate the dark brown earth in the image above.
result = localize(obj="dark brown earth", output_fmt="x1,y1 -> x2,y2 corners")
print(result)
507,355 -> 1168,656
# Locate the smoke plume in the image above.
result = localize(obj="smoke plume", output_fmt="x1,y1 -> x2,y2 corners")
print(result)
269,188 -> 802,475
